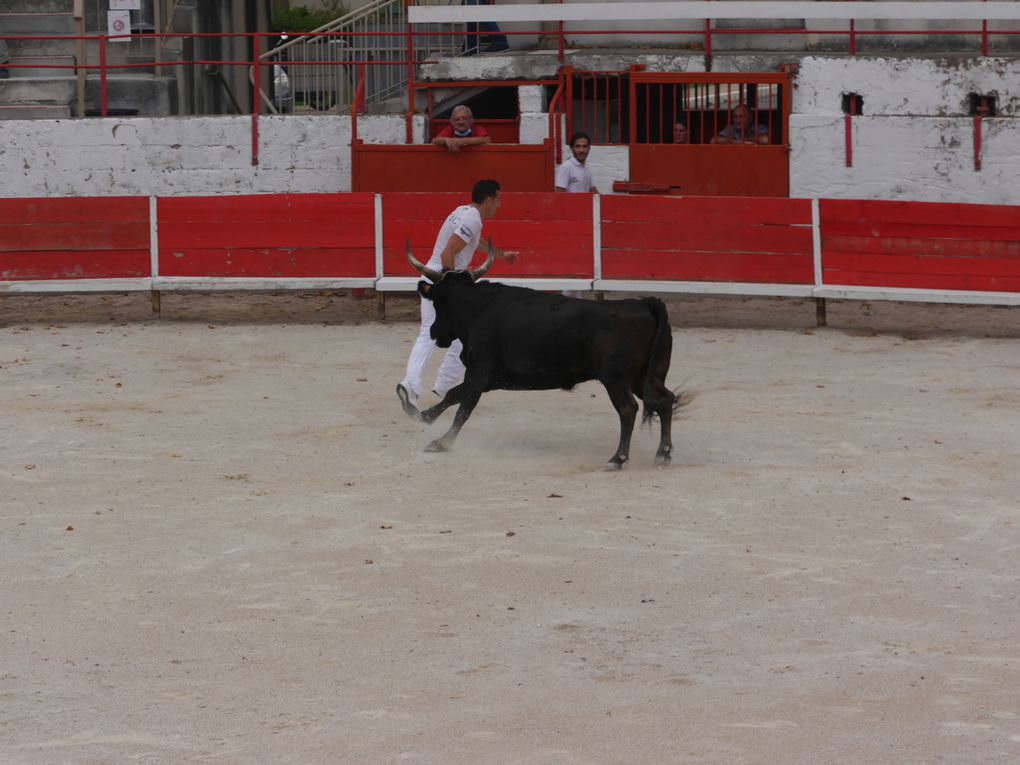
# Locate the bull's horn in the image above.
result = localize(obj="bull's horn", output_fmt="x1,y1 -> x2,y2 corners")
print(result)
469,239 -> 496,282
405,239 -> 444,283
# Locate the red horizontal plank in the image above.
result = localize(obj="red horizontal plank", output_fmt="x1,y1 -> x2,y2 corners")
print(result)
158,220 -> 374,249
821,198 -> 1020,228
603,221 -> 812,256
0,249 -> 150,280
602,249 -> 813,283
159,194 -> 374,224
823,251 -> 1020,279
0,222 -> 149,252
603,195 -> 810,226
159,248 -> 374,278
0,197 -> 148,225
821,219 -> 1020,242
822,235 -> 1020,260
823,269 -> 1020,292
382,245 -> 593,278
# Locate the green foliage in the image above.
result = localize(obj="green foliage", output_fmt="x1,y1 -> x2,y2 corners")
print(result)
272,1 -> 350,33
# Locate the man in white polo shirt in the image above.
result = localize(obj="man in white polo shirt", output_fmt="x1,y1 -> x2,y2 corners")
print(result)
555,132 -> 599,194
396,179 -> 519,416
554,132 -> 598,297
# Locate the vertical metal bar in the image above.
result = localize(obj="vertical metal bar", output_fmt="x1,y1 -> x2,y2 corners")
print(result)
704,17 -> 712,71
599,74 -> 607,146
565,65 -> 573,141
974,116 -> 983,171
628,70 -> 637,150
252,33 -> 260,166
99,36 -> 108,116
981,0 -> 989,56
406,0 -> 415,144
616,75 -> 622,145
558,0 -> 565,64
849,19 -> 856,55
73,0 -> 86,118
844,94 -> 855,167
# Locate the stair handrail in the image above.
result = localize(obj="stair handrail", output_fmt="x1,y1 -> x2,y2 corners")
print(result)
251,0 -> 404,114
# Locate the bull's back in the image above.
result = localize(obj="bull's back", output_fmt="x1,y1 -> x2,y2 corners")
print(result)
468,292 -> 662,390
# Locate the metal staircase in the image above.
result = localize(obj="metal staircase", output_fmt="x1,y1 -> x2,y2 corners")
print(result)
256,0 -> 462,115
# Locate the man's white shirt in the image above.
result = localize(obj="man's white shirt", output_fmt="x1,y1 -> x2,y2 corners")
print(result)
427,205 -> 483,274
555,155 -> 593,193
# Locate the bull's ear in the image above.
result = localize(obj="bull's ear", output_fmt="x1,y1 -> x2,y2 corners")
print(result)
417,280 -> 432,298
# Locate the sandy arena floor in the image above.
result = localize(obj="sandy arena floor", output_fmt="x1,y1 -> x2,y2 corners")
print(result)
2,292 -> 1019,764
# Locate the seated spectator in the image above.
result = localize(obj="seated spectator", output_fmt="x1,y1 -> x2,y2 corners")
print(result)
432,105 -> 492,153
463,0 -> 509,55
712,104 -> 770,145
672,120 -> 689,144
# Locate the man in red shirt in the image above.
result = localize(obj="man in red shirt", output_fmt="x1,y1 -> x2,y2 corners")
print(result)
432,105 -> 491,152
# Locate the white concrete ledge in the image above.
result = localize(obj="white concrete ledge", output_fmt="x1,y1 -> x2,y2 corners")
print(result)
813,285 -> 1020,306
151,277 -> 376,291
377,277 -> 595,292
410,2 -> 1020,24
595,279 -> 815,298
0,279 -> 152,293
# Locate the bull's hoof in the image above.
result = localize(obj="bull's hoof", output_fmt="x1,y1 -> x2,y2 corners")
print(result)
425,439 -> 448,453
603,460 -> 624,471
654,454 -> 672,467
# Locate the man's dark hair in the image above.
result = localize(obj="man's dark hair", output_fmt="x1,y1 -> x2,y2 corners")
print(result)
569,132 -> 592,147
472,179 -> 501,204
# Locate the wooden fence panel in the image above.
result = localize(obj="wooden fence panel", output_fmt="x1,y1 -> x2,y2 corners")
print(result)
820,199 -> 1020,292
157,194 -> 376,278
381,192 -> 593,279
0,197 -> 149,281
601,195 -> 814,283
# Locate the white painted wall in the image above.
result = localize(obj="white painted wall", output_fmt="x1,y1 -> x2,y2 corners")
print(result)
0,56 -> 1017,204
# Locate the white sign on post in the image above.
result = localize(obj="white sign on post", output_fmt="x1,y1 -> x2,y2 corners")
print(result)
110,0 -> 141,9
107,10 -> 132,40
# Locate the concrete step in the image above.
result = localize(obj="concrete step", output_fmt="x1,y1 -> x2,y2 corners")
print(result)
5,1 -> 74,13
7,55 -> 76,77
0,76 -> 76,103
0,103 -> 72,119
0,12 -> 76,36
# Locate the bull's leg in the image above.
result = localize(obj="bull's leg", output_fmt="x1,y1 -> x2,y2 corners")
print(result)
653,397 -> 675,466
424,381 -> 485,453
418,383 -> 466,425
603,381 -> 639,470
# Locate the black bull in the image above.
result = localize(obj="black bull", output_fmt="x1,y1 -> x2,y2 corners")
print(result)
405,245 -> 686,470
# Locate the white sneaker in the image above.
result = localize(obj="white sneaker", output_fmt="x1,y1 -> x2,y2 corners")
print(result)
396,382 -> 420,419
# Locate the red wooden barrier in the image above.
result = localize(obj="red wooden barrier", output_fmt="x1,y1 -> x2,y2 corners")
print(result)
820,199 -> 1020,292
0,197 -> 149,281
157,194 -> 376,278
600,195 -> 814,283
352,141 -> 554,193
627,146 -> 790,197
381,192 -> 593,279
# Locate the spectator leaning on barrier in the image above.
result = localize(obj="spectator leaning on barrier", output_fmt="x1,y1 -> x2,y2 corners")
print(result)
432,105 -> 492,153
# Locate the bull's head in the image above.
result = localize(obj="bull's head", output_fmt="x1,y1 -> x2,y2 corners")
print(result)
405,239 -> 495,283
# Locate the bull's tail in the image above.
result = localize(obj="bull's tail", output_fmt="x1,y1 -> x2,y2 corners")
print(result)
639,297 -> 679,422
